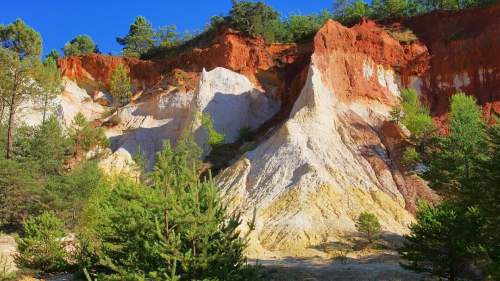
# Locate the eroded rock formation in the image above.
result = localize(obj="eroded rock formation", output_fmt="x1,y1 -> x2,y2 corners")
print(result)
27,3 -> 499,257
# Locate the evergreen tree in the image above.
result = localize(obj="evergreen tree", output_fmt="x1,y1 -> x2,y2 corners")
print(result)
0,19 -> 43,159
15,212 -> 68,273
14,116 -> 70,175
156,25 -> 180,48
228,0 -> 283,42
356,212 -> 382,243
399,203 -> 484,281
80,138 -> 260,280
45,49 -> 61,62
68,113 -> 108,158
63,35 -> 97,57
37,57 -> 62,123
426,93 -> 487,194
109,63 -> 132,111
117,16 -> 156,58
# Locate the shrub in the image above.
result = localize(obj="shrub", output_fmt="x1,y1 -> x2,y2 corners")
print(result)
386,27 -> 418,44
356,212 -> 382,243
15,212 -> 68,273
103,115 -> 121,127
79,139 -> 262,280
201,112 -> 225,146
401,147 -> 420,171
397,89 -> 436,142
68,113 -> 109,157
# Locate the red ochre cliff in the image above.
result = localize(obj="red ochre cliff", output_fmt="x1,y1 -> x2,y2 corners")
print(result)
403,3 -> 500,124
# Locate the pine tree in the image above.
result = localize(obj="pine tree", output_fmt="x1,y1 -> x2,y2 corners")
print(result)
356,212 -> 382,243
80,138 -> 260,280
0,19 -> 43,159
68,113 -> 108,158
426,93 -> 487,194
37,57 -> 62,123
63,35 -> 97,57
15,212 -> 68,273
400,203 -> 484,281
117,16 -> 156,58
109,63 -> 132,111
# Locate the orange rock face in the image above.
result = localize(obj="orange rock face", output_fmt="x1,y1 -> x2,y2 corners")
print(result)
403,3 -> 500,123
59,30 -> 303,96
313,18 -> 427,106
59,54 -> 163,91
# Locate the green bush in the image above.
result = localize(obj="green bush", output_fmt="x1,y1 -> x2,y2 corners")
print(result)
79,139 -> 262,280
15,212 -> 68,273
68,113 -> 109,157
356,212 -> 382,243
201,113 -> 225,146
399,89 -> 436,142
401,147 -> 420,171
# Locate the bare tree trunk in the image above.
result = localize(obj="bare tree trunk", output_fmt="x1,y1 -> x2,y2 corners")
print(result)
0,102 -> 5,123
5,94 -> 16,159
42,93 -> 48,124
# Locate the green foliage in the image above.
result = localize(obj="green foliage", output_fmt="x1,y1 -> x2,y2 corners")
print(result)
44,161 -> 103,228
399,89 -> 435,141
355,212 -> 381,243
0,20 -> 44,159
399,203 -> 484,281
0,117 -> 104,232
401,147 -> 420,171
80,139 -> 261,280
228,0 -> 283,43
45,49 -> 61,62
117,16 -> 156,58
156,25 -> 180,48
37,57 -> 63,123
63,35 -> 97,57
13,116 -> 71,175
333,0 -> 493,24
0,18 -> 42,59
201,113 -> 225,146
278,11 -> 331,43
0,158 -> 40,231
109,64 -> 132,108
371,0 -> 411,20
335,0 -> 372,26
426,93 -> 487,193
15,212 -> 68,273
68,113 -> 109,157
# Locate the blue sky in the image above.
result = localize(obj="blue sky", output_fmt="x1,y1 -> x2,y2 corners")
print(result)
1,1 -> 334,56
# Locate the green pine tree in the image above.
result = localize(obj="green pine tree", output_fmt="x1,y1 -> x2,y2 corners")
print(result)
109,63 -> 132,111
63,35 -> 97,57
80,138 -> 261,280
117,16 -> 156,58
